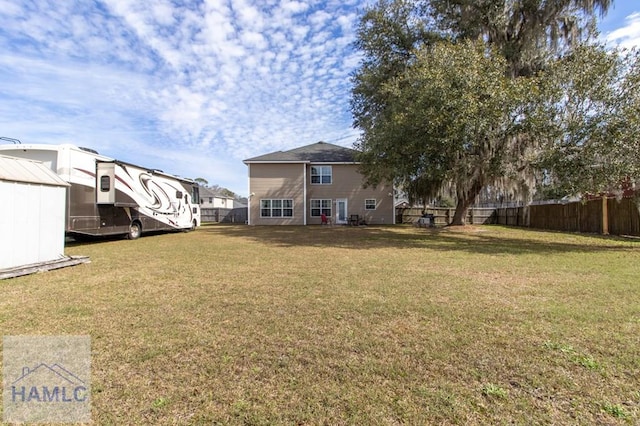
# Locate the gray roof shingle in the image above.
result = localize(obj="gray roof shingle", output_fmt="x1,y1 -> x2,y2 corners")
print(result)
199,186 -> 235,199
244,141 -> 358,163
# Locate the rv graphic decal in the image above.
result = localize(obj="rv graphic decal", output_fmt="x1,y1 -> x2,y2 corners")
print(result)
139,173 -> 166,210
0,143 -> 200,238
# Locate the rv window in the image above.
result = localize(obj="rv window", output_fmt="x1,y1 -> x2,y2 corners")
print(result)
100,175 -> 110,192
176,191 -> 183,199
192,186 -> 200,204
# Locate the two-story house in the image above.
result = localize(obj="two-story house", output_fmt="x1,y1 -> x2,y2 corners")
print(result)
199,187 -> 236,209
243,142 -> 394,225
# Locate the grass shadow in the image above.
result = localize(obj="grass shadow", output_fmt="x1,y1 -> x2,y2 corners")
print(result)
198,223 -> 638,255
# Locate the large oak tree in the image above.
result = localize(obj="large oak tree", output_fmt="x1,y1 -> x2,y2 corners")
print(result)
351,0 -> 629,225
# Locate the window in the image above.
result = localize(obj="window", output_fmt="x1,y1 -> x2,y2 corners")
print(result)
311,166 -> 332,184
311,199 -> 332,217
260,199 -> 293,217
192,186 -> 200,204
100,175 -> 110,192
365,199 -> 376,210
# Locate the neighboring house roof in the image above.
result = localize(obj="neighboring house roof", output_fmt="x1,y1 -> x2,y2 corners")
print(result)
0,155 -> 69,187
199,186 -> 235,200
243,141 -> 358,163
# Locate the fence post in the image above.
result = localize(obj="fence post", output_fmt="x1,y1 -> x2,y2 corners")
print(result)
602,196 -> 609,235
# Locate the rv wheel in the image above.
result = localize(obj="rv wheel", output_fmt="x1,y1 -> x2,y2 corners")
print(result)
190,219 -> 197,231
128,221 -> 142,240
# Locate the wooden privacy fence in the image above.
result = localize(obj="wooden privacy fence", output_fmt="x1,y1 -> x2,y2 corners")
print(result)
494,207 -> 529,227
201,207 -> 248,224
607,197 -> 640,235
396,207 -> 497,226
525,197 -> 640,236
527,199 -> 603,233
398,197 -> 640,236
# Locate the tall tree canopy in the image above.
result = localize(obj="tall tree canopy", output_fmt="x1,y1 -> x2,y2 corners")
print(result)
356,40 -> 541,224
351,0 -> 636,225
537,46 -> 640,196
428,0 -> 611,76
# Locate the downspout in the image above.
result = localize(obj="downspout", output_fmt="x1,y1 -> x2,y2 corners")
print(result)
602,195 -> 609,235
392,184 -> 396,225
247,163 -> 251,225
303,163 -> 307,225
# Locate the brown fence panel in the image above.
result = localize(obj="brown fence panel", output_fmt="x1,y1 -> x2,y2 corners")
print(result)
397,199 -> 639,236
581,199 -> 603,234
506,198 -> 640,236
396,208 -> 422,224
608,198 -> 640,236
530,204 -> 563,231
494,207 -> 529,227
469,208 -> 496,224
530,202 -> 596,233
567,202 -> 580,232
395,207 -> 498,225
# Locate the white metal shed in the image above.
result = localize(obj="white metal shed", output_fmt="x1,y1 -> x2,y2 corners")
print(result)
0,155 -> 70,270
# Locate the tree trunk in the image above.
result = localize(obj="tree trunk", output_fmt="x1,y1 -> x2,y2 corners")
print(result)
450,180 -> 484,226
450,197 -> 472,226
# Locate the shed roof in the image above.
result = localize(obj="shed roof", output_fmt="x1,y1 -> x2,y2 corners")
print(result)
243,141 -> 358,163
0,155 -> 69,187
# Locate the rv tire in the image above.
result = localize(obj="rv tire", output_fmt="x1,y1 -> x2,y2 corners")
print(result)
128,221 -> 142,240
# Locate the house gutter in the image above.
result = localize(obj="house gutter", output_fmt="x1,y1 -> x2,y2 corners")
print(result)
247,163 -> 251,225
303,163 -> 307,225
392,186 -> 396,225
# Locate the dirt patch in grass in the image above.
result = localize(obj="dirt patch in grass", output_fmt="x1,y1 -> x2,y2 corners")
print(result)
1,225 -> 638,424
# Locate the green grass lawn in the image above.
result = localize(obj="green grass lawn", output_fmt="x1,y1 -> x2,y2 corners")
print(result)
1,224 -> 639,425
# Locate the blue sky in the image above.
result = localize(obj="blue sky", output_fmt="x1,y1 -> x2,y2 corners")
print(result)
0,1 -> 638,196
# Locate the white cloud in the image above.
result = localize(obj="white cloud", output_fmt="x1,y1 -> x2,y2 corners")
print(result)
605,12 -> 640,49
0,0 -> 365,195
308,10 -> 333,29
280,1 -> 310,15
240,31 -> 268,49
0,0 -> 21,16
151,2 -> 176,26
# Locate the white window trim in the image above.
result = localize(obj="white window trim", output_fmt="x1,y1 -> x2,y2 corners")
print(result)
310,165 -> 332,185
365,199 -> 377,210
310,199 -> 332,217
260,199 -> 294,218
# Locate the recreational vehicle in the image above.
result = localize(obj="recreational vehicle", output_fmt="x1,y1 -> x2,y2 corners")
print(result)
0,143 -> 200,239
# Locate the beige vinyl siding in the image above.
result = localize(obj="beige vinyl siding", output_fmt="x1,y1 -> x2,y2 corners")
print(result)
306,164 -> 394,225
249,163 -> 305,225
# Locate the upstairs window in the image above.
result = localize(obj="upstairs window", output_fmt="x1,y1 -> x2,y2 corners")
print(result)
365,199 -> 377,210
311,166 -> 332,184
